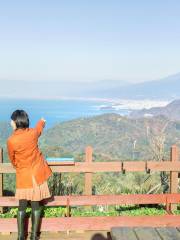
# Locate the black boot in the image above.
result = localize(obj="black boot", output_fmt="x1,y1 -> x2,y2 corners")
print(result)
30,208 -> 41,240
17,210 -> 26,240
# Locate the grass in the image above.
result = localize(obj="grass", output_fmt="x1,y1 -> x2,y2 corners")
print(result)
0,205 -> 167,218
172,204 -> 180,215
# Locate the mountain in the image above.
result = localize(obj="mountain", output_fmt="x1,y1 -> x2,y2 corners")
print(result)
102,72 -> 180,100
0,79 -> 129,99
41,113 -> 180,160
130,100 -> 180,120
1,72 -> 180,100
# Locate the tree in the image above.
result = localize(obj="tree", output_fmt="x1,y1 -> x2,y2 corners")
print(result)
145,119 -> 170,193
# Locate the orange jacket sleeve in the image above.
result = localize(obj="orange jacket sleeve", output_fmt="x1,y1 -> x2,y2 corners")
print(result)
35,119 -> 45,137
7,139 -> 16,168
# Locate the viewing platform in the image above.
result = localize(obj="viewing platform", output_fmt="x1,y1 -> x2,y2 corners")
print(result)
0,145 -> 180,239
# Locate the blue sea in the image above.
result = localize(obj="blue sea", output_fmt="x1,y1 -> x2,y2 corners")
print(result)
0,99 -> 129,129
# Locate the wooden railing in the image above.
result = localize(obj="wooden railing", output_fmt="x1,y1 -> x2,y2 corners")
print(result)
0,145 -> 180,233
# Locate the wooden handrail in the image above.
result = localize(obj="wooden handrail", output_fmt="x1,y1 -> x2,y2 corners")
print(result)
1,161 -> 180,173
0,193 -> 180,207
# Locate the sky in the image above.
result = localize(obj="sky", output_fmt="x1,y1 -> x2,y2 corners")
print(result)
0,0 -> 180,84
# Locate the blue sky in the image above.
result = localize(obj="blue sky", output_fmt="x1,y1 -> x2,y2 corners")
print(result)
0,0 -> 180,83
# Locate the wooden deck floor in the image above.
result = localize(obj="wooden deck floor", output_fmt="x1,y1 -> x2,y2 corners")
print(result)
111,227 -> 180,240
2,227 -> 180,240
0,231 -> 111,240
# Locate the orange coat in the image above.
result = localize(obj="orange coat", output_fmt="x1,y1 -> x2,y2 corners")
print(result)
7,120 -> 52,189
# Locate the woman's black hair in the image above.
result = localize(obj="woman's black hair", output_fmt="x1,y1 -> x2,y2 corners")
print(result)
11,110 -> 29,129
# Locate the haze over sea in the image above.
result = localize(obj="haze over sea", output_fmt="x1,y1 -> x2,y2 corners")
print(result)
0,98 -> 169,129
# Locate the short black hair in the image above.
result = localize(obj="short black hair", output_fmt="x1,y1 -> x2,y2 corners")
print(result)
11,110 -> 29,129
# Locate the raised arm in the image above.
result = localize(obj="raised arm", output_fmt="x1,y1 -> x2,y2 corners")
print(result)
7,139 -> 16,169
35,118 -> 46,137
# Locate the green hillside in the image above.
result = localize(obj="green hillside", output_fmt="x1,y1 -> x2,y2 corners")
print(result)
41,113 -> 180,160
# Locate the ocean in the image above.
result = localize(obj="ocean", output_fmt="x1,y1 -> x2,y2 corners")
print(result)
0,98 -> 169,129
0,98 -> 130,129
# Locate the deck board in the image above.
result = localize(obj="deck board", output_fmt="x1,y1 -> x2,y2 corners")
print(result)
134,227 -> 161,240
111,227 -> 180,240
156,227 -> 180,240
111,227 -> 137,240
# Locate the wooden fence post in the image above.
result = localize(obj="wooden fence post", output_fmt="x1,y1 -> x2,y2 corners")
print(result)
0,147 -> 3,213
85,146 -> 93,196
170,145 -> 179,212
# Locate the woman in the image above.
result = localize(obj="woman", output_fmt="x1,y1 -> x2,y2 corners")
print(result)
7,110 -> 52,240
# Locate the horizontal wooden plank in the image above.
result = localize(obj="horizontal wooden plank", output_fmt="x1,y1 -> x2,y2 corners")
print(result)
123,162 -> 146,172
147,162 -> 180,172
0,162 -> 122,173
1,161 -> 180,173
0,164 -> 16,173
166,194 -> 180,204
57,162 -> 113,173
56,194 -> 167,206
1,194 -> 180,207
1,216 -> 180,232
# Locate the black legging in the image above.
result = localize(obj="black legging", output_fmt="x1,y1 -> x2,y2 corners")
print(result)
19,199 -> 40,211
